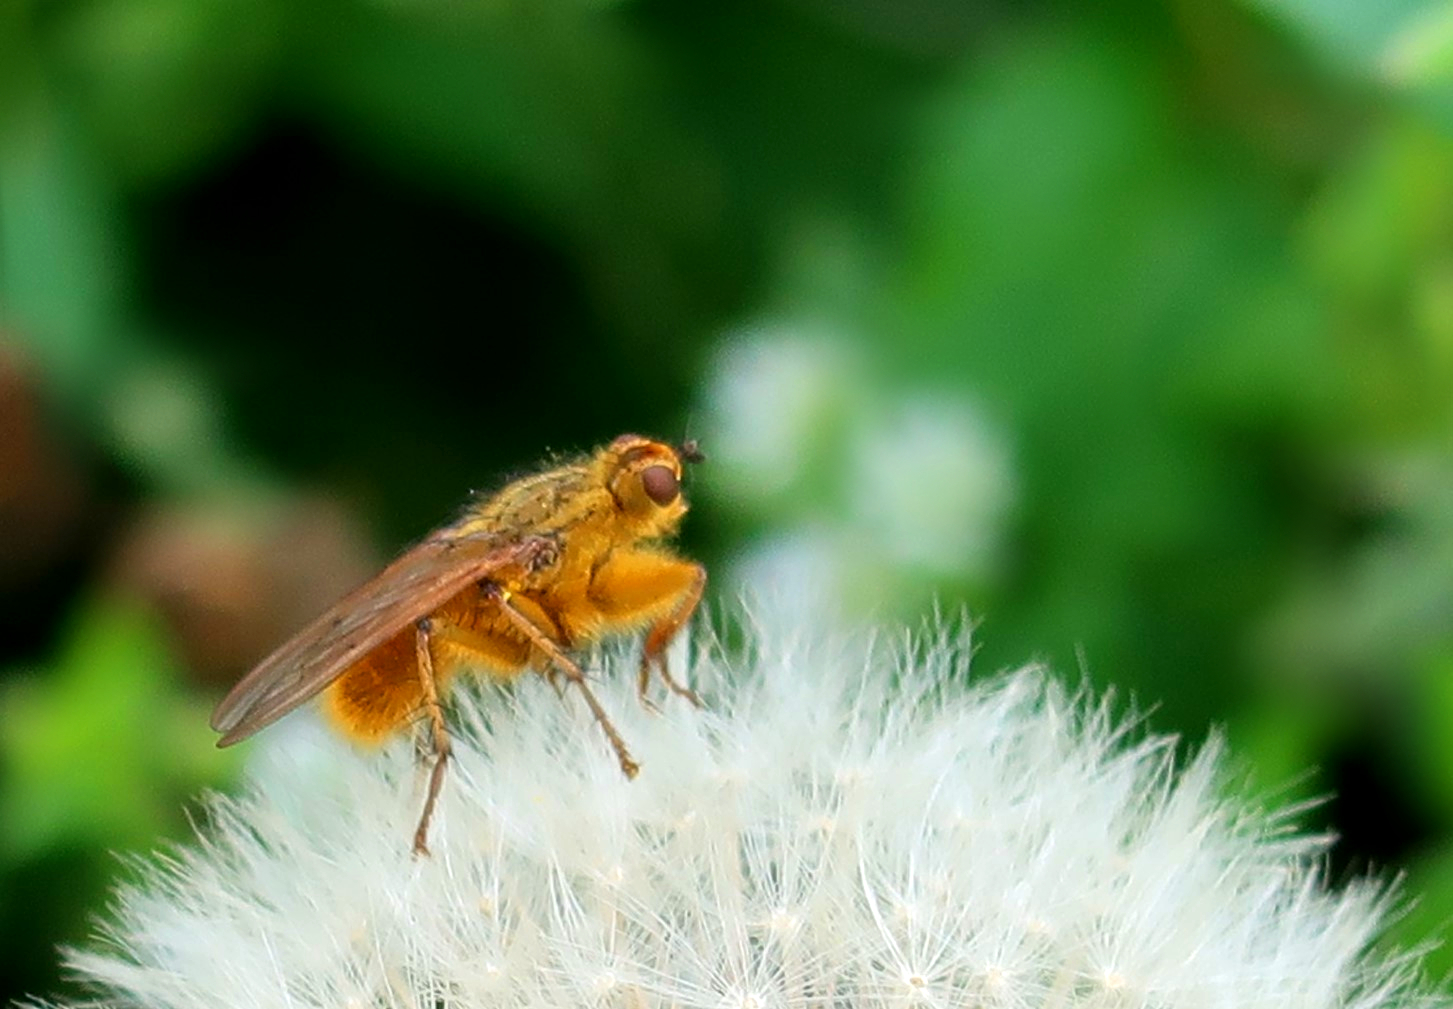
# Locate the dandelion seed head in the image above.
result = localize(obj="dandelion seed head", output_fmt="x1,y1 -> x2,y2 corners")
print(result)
32,610 -> 1447,1009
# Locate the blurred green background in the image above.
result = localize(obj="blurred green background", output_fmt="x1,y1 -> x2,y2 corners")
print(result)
4,0 -> 1453,999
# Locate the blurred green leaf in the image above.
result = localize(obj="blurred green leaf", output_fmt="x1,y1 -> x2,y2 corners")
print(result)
0,596 -> 234,859
1385,2 -> 1453,87
52,0 -> 283,184
0,114 -> 127,404
1248,0 -> 1432,72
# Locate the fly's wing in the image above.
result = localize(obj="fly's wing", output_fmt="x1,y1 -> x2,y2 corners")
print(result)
210,532 -> 555,747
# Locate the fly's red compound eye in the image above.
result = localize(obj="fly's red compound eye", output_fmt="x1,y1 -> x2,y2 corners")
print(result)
641,465 -> 679,506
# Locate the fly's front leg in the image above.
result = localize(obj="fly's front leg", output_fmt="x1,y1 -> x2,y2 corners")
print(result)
587,550 -> 706,709
641,563 -> 705,707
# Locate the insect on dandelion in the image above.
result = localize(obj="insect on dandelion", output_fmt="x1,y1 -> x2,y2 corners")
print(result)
210,434 -> 707,854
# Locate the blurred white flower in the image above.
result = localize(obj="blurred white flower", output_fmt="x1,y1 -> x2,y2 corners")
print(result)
725,528 -> 848,635
703,326 -> 1013,603
42,613 -> 1439,1009
703,326 -> 861,502
849,394 -> 1015,579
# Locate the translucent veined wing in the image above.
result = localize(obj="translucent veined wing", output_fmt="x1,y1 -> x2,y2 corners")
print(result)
210,532 -> 555,747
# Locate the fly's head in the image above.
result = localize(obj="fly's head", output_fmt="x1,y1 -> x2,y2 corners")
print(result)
602,433 -> 704,537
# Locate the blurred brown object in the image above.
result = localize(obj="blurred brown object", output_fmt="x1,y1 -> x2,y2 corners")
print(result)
107,496 -> 378,689
0,344 -> 88,591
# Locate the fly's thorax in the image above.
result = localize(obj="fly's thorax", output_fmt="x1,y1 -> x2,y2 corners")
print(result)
470,463 -> 594,534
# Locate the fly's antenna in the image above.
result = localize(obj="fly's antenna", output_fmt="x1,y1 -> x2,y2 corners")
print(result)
678,412 -> 705,464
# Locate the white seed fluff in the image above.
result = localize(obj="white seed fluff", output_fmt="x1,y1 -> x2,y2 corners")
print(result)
37,614 -> 1446,1009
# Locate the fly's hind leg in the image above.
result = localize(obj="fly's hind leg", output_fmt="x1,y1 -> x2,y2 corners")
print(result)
479,583 -> 639,779
412,617 -> 451,857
